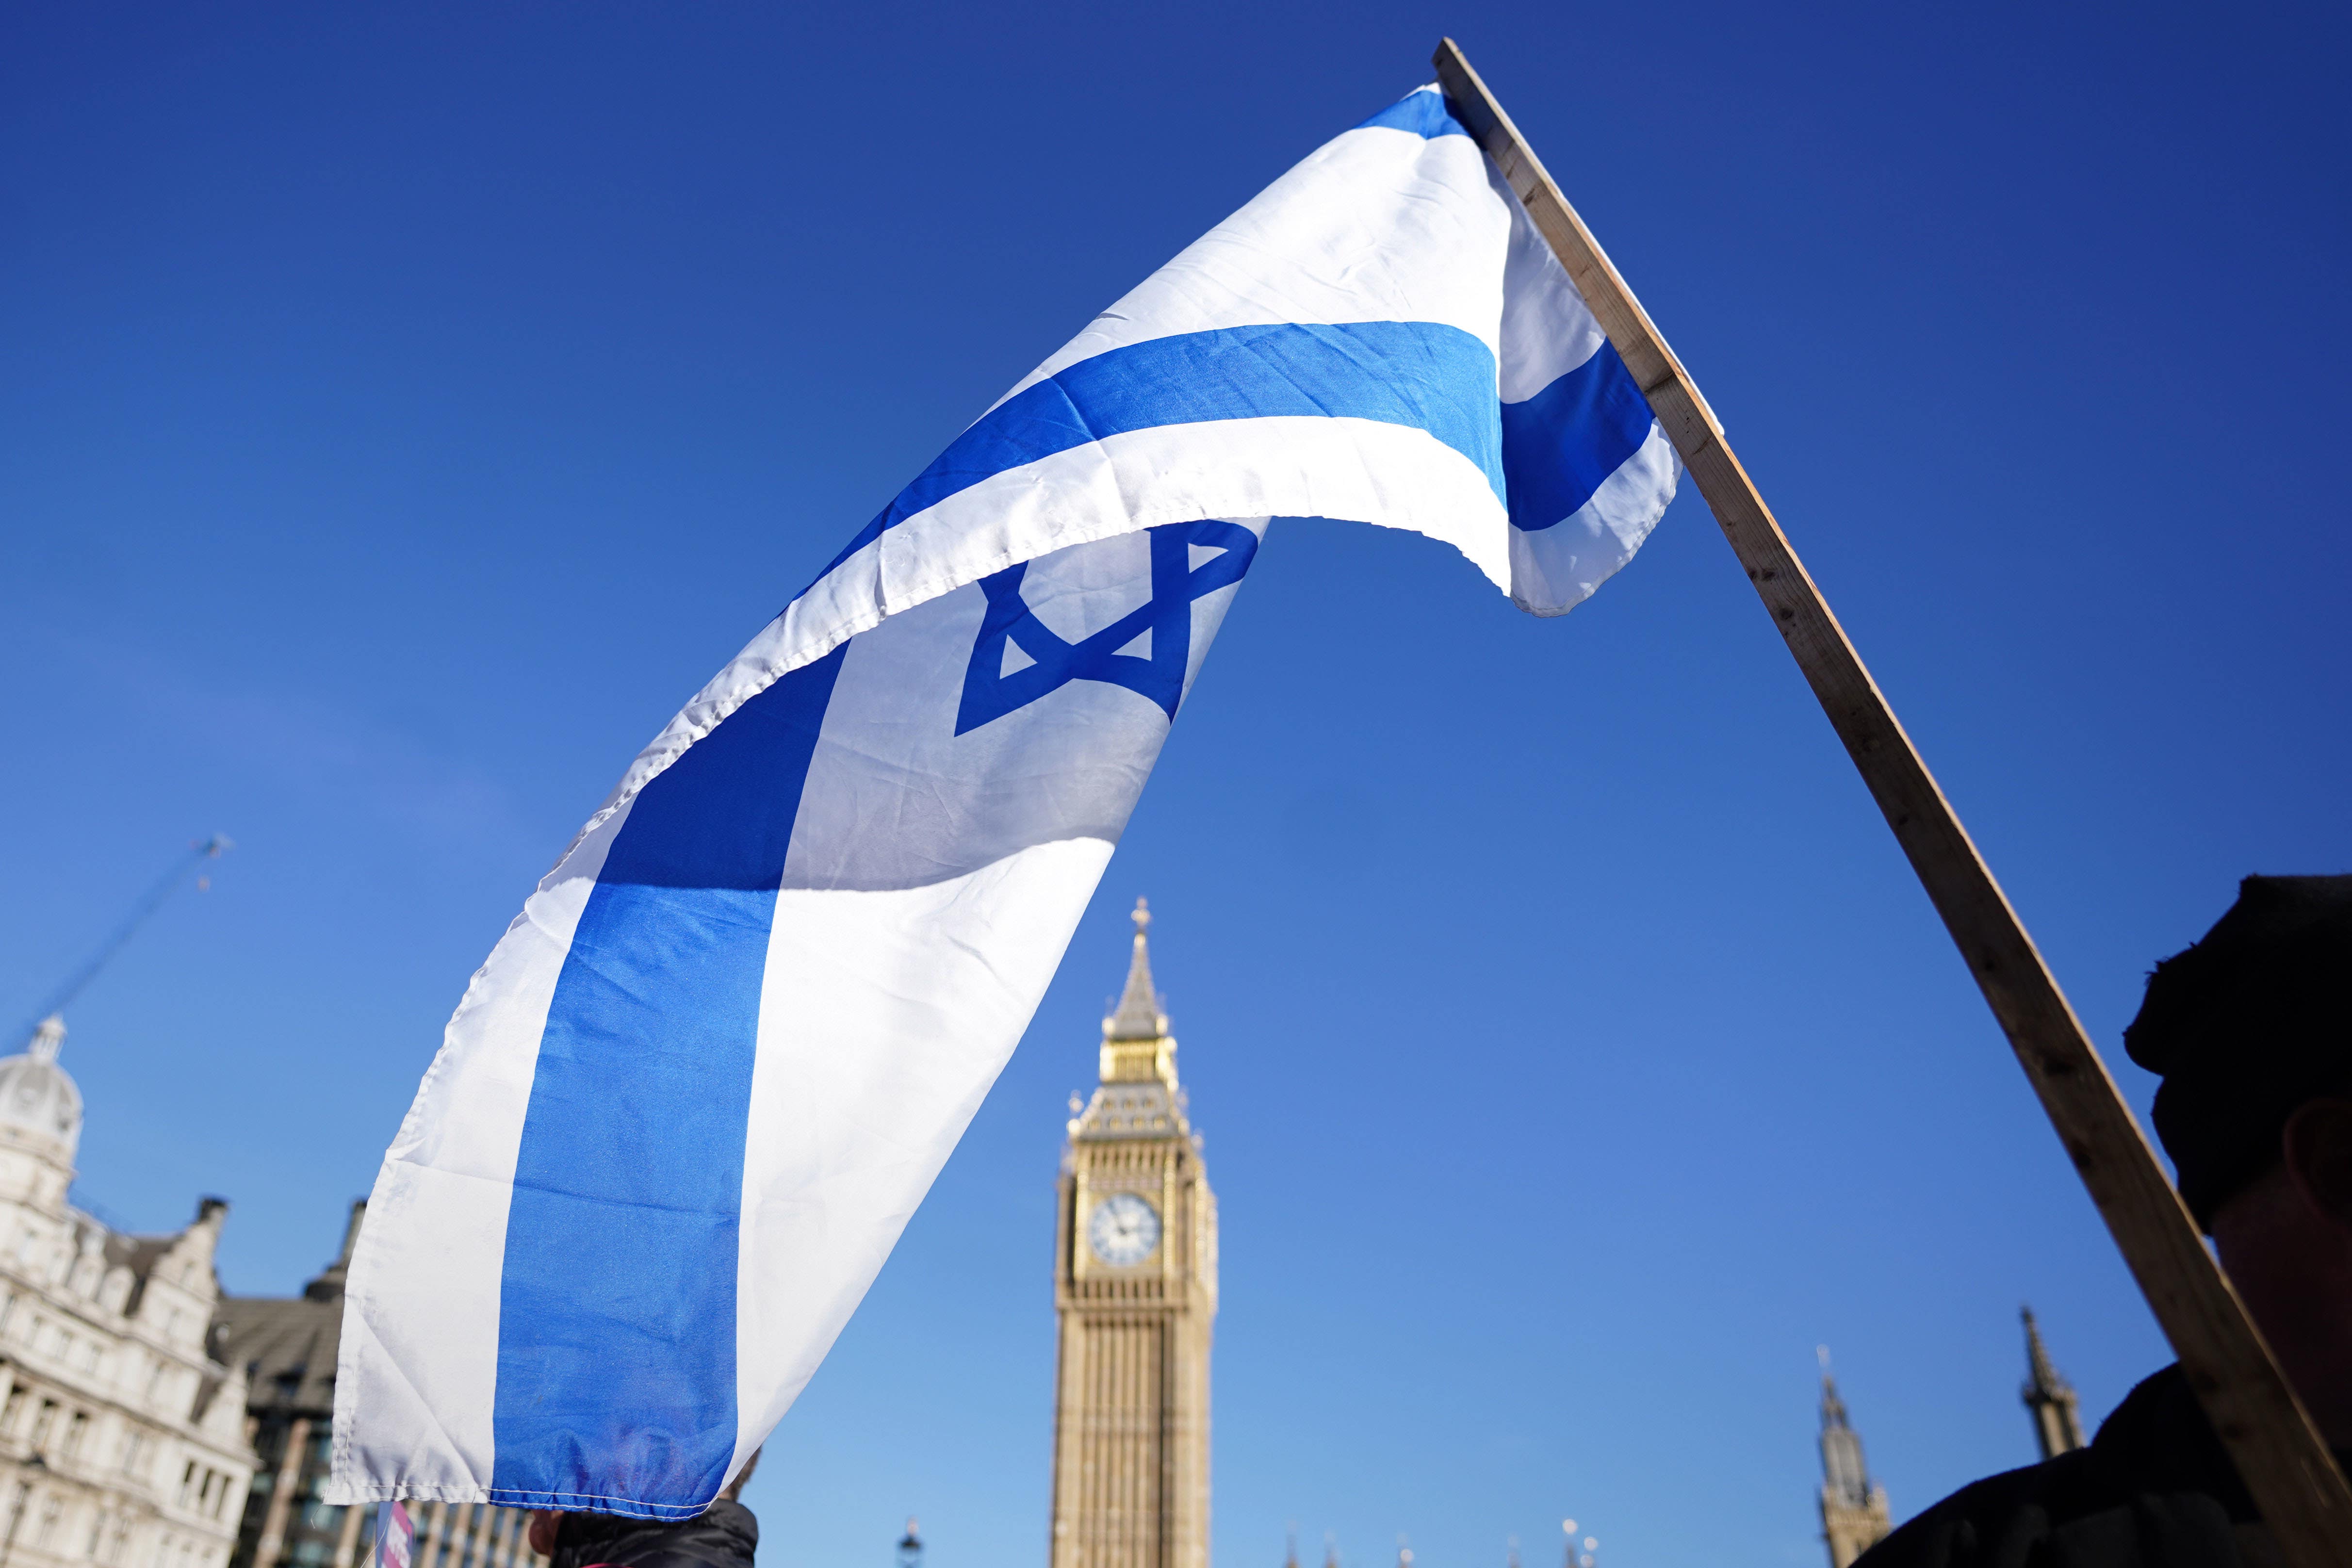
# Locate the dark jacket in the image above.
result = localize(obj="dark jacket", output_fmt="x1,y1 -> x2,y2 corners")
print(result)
551,1501 -> 757,1568
1854,1366 -> 2303,1568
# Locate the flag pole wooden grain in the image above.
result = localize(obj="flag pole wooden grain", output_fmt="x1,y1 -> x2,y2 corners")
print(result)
1428,36 -> 2352,1565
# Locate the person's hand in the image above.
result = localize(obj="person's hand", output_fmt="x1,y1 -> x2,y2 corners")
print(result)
527,1513 -> 565,1558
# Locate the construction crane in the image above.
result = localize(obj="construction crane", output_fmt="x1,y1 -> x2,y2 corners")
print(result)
17,834 -> 233,1041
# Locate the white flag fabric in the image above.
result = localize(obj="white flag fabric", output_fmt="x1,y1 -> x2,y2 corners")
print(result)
331,84 -> 1677,1517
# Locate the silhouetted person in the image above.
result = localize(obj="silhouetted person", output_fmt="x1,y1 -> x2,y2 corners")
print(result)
1860,875 -> 2352,1568
527,1452 -> 758,1568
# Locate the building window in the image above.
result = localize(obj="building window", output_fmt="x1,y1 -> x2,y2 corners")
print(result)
36,1493 -> 62,1549
62,1410 -> 87,1459
30,1399 -> 58,1450
179,1461 -> 198,1509
86,1508 -> 108,1558
251,1420 -> 288,1474
0,1384 -> 23,1434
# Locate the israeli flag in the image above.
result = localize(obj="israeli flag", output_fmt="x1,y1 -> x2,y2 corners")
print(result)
332,84 -> 1677,1516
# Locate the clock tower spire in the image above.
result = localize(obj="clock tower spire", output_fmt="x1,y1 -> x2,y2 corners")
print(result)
1050,898 -> 1217,1568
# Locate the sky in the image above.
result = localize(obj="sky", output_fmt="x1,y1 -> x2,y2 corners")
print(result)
2,3 -> 2348,1568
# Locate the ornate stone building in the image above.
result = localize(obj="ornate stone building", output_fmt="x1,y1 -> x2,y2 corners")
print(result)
219,1206 -> 546,1568
0,1017 -> 256,1568
1815,1358 -> 1890,1568
2019,1308 -> 2084,1461
1049,901 -> 1216,1568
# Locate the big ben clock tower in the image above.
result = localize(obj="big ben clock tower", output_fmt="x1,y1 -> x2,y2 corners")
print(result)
1050,899 -> 1216,1568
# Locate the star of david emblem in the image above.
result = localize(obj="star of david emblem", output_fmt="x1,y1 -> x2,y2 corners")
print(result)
955,520 -> 1260,736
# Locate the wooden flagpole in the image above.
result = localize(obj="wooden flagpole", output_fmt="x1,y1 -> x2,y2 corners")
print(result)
1428,37 -> 2352,1565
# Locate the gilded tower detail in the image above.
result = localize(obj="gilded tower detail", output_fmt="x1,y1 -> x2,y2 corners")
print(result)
1050,901 -> 1216,1568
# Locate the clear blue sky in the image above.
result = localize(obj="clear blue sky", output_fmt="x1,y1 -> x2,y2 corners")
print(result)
3,4 -> 2347,1568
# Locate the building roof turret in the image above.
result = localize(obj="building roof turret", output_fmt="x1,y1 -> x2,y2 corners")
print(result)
304,1199 -> 367,1303
1815,1348 -> 1892,1568
0,1013 -> 85,1160
2021,1306 -> 2086,1458
1818,1365 -> 1871,1506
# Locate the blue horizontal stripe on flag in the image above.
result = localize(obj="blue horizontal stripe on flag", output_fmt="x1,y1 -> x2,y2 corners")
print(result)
809,321 -> 1503,586
489,642 -> 850,1519
1353,89 -> 1471,140
1499,338 -> 1655,532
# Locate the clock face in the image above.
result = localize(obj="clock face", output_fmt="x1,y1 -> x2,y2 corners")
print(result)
1087,1192 -> 1161,1266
